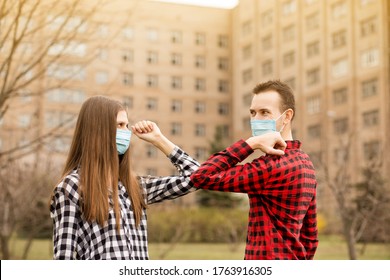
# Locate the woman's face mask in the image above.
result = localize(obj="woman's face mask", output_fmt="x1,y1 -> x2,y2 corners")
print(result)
116,129 -> 132,155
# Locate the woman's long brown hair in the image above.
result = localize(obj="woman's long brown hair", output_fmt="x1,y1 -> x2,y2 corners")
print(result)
57,95 -> 146,230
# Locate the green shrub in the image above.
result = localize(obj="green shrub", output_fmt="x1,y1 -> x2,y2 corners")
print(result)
147,206 -> 248,243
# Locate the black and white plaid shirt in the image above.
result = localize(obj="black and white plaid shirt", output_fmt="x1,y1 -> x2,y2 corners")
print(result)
50,146 -> 199,260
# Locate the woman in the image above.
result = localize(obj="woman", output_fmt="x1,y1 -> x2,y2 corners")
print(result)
49,95 -> 199,259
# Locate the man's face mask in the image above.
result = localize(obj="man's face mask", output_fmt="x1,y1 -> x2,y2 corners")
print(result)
116,129 -> 132,155
250,111 -> 287,136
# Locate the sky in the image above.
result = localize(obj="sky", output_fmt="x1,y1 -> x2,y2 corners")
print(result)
154,0 -> 239,9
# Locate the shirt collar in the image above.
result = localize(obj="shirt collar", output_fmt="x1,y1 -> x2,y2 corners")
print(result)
286,140 -> 301,149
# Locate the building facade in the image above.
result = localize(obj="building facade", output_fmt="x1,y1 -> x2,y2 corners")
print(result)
0,0 -> 389,214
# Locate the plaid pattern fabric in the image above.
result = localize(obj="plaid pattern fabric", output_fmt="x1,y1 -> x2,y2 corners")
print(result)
50,146 -> 199,260
190,140 -> 318,260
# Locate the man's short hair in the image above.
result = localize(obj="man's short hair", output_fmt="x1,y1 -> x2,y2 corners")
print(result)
252,80 -> 295,118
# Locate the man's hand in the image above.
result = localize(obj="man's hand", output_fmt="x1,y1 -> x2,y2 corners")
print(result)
246,132 -> 287,156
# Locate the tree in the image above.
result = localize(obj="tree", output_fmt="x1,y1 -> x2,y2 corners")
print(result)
0,0 -> 140,165
317,135 -> 389,259
0,0 -> 140,259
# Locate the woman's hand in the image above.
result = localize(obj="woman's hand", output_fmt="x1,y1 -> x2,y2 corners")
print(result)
131,120 -> 175,155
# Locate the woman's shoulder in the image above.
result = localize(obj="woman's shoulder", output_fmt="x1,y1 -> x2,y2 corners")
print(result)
54,169 -> 81,202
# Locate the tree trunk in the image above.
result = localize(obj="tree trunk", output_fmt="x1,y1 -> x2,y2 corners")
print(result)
344,224 -> 357,260
0,235 -> 10,259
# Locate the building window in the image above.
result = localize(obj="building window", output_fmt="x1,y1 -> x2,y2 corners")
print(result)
171,100 -> 182,113
308,151 -> 322,167
171,122 -> 182,136
262,60 -> 273,76
195,124 -> 206,137
147,28 -> 158,42
261,10 -> 273,27
242,45 -> 252,60
18,114 -> 31,128
262,35 -> 272,51
285,77 -> 296,90
218,103 -> 229,115
195,101 -> 206,114
306,13 -> 319,31
218,57 -> 229,71
218,80 -> 229,93
331,1 -> 347,20
334,118 -> 348,134
362,79 -> 378,98
97,48 -> 108,60
122,26 -> 133,40
171,53 -> 182,66
362,109 -> 379,127
283,51 -> 295,67
195,32 -> 206,45
283,0 -> 296,15
307,41 -> 319,58
123,96 -> 133,109
195,78 -> 206,91
95,71 -> 108,84
334,147 -> 349,164
332,30 -> 346,49
171,30 -> 182,43
307,95 -> 321,114
218,125 -> 230,137
360,0 -> 374,6
171,76 -> 182,89
332,58 -> 348,78
194,147 -> 208,161
307,68 -> 320,85
122,72 -> 133,86
308,124 -> 321,139
242,68 -> 253,84
218,34 -> 229,48
243,93 -> 252,106
242,20 -> 252,36
361,48 -> 379,68
363,140 -> 380,160
146,98 -> 158,110
48,41 -> 86,57
97,24 -> 109,37
147,75 -> 158,87
242,116 -> 250,131
195,55 -> 206,68
47,63 -> 85,80
333,87 -> 348,104
360,17 -> 376,37
122,49 -> 133,63
283,25 -> 295,42
147,51 -> 158,64
146,146 -> 158,158
46,88 -> 85,104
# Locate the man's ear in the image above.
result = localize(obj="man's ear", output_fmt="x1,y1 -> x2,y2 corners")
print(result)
284,109 -> 294,123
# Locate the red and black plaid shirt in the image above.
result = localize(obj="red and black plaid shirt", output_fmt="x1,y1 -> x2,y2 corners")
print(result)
190,140 -> 318,260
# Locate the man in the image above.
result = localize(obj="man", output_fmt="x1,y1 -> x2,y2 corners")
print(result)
190,80 -> 318,260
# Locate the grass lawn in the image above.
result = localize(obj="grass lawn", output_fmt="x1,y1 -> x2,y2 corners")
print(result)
6,235 -> 390,260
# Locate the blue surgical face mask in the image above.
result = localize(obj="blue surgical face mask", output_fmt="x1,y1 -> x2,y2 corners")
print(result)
250,111 -> 286,136
116,129 -> 132,155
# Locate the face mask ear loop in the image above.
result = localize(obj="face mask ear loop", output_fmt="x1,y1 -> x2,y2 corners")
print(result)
276,110 -> 287,133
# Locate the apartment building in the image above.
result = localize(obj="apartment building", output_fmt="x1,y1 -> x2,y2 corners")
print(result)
1,0 -> 389,213
231,0 -> 390,219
